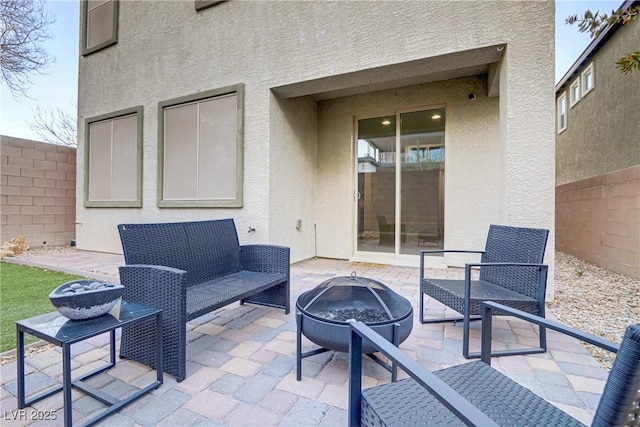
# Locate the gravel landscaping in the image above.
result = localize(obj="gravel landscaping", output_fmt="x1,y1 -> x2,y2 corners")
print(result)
549,251 -> 639,370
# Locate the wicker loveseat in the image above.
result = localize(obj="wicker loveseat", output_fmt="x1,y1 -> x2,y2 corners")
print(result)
117,219 -> 290,382
349,301 -> 640,426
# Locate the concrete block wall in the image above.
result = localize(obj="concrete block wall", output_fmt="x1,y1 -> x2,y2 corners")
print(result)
1,135 -> 76,247
556,165 -> 640,279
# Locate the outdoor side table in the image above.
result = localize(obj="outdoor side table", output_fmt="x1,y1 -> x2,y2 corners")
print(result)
16,300 -> 163,427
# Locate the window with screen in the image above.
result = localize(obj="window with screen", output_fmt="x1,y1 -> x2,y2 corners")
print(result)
85,107 -> 142,207
158,84 -> 244,208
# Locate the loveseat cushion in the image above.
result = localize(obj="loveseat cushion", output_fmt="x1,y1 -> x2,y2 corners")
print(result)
186,270 -> 287,320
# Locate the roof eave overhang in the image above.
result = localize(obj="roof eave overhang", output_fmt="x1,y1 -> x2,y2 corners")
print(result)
272,44 -> 506,101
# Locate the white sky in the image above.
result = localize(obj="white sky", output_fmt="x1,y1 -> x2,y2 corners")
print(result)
0,0 -> 626,142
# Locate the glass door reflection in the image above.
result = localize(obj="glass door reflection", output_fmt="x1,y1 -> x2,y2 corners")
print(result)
356,108 -> 445,256
399,109 -> 445,255
357,115 -> 396,253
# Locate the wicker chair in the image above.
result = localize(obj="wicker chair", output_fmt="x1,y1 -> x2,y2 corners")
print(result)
349,301 -> 640,427
420,224 -> 549,358
376,215 -> 406,246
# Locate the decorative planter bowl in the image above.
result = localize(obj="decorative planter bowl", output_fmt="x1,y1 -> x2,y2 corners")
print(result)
49,280 -> 124,320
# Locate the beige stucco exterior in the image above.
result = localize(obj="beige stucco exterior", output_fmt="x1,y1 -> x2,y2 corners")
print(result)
77,1 -> 555,287
556,17 -> 640,185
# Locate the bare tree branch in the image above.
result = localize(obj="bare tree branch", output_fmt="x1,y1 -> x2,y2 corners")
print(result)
0,0 -> 55,98
29,105 -> 77,146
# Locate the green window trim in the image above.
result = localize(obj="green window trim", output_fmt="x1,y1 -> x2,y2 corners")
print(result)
84,106 -> 143,208
157,84 -> 244,208
81,0 -> 119,56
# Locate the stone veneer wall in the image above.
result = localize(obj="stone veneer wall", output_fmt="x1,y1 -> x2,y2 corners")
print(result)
1,135 -> 76,247
556,165 -> 640,279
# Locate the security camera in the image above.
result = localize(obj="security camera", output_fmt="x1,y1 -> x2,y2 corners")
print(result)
468,93 -> 477,100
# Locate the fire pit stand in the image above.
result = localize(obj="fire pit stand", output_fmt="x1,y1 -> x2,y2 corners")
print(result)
296,273 -> 413,381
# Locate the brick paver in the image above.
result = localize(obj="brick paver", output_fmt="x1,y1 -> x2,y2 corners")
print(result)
1,255 -> 613,426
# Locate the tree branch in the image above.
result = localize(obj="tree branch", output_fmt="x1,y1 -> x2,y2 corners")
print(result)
0,0 -> 55,98
566,5 -> 640,74
29,105 -> 77,146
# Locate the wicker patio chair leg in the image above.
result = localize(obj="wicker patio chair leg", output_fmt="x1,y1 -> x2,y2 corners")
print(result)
465,323 -> 547,359
465,269 -> 549,359
420,292 -> 466,324
462,278 -> 474,358
465,307 -> 548,359
296,312 -> 303,381
419,291 -> 481,325
420,315 -> 478,324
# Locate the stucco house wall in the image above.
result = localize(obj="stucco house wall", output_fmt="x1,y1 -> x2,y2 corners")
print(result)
77,1 -> 555,288
556,15 -> 640,185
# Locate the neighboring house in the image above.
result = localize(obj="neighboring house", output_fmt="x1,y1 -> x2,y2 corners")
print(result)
76,1 -> 555,280
555,0 -> 640,279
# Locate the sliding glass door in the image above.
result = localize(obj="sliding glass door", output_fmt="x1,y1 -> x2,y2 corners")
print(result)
356,108 -> 445,256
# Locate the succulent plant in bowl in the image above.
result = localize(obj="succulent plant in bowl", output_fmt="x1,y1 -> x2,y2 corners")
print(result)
49,280 -> 124,320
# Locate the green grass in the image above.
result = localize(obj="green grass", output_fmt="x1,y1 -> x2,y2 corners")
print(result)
0,262 -> 85,352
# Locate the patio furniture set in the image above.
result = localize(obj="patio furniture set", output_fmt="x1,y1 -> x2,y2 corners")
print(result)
16,220 -> 640,426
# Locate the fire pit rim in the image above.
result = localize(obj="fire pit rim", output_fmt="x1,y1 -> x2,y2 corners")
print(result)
295,274 -> 413,326
295,298 -> 413,326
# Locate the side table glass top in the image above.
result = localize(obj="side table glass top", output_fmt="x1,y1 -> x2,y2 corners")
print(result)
16,300 -> 160,345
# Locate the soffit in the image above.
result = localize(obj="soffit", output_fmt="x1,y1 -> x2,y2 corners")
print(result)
272,44 -> 505,100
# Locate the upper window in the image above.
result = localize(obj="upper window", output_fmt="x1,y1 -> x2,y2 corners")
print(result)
158,84 -> 244,208
557,92 -> 567,134
85,107 -> 143,207
581,63 -> 595,96
195,0 -> 226,11
405,145 -> 445,164
569,78 -> 581,107
81,0 -> 119,56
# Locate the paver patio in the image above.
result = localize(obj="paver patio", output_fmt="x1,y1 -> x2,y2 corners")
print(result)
1,252 -> 609,426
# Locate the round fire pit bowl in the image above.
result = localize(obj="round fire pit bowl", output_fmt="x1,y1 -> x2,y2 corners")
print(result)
296,273 -> 413,380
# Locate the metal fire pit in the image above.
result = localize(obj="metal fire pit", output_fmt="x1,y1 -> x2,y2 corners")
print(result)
296,273 -> 413,381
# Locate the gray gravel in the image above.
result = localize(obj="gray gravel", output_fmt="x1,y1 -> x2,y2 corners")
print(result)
550,252 -> 640,370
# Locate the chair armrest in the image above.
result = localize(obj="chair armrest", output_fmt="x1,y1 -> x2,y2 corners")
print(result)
480,301 -> 619,365
119,264 -> 187,305
465,262 -> 547,269
420,250 -> 484,255
463,262 -> 548,282
349,321 -> 498,427
419,250 -> 484,277
461,263 -> 549,322
240,244 -> 290,276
